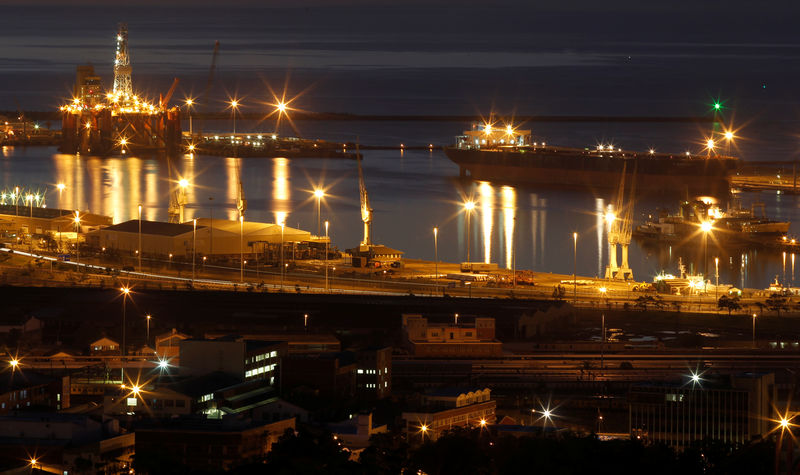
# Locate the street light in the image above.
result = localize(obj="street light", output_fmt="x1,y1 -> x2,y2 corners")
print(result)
120,286 -> 131,381
138,204 -> 142,272
230,99 -> 239,135
185,98 -> 194,136
73,211 -> 81,266
145,314 -> 151,347
464,200 -> 475,262
701,221 -> 712,291
573,232 -> 578,304
239,215 -> 244,283
723,130 -> 734,156
280,222 -> 285,290
433,226 -> 439,281
325,220 -> 330,292
752,313 -> 757,348
313,189 -> 324,236
192,218 -> 197,283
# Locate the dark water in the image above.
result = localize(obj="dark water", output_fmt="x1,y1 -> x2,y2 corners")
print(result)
3,119 -> 800,289
2,4 -> 800,288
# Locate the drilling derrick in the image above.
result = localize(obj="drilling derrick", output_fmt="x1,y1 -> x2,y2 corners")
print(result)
59,23 -> 181,156
112,23 -> 133,103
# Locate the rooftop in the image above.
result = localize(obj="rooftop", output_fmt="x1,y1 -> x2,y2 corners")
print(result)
102,219 -> 203,237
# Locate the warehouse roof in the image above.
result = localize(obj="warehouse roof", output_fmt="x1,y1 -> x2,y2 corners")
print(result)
102,220 -> 204,237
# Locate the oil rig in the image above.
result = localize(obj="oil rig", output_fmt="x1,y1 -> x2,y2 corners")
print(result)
59,23 -> 181,156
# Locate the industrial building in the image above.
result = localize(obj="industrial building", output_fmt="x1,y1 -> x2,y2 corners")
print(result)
402,387 -> 496,441
86,218 -> 322,261
0,204 -> 111,241
629,372 -> 776,447
402,314 -> 503,357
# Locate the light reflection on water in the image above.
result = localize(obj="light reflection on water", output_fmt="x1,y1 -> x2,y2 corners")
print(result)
0,143 -> 796,289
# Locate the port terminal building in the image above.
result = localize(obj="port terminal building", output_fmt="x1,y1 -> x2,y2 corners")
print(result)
0,205 -> 112,247
86,218 -> 327,262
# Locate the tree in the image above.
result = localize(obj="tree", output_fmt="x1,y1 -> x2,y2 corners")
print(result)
717,295 -> 742,316
766,294 -> 788,316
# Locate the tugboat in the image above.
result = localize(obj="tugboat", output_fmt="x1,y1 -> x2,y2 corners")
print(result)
634,198 -> 789,246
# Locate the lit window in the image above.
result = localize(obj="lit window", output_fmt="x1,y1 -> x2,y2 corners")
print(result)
357,369 -> 364,374
127,398 -> 137,406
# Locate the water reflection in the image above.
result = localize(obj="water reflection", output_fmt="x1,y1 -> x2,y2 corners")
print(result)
273,157 -> 290,225
478,182 -> 493,264
501,186 -> 515,269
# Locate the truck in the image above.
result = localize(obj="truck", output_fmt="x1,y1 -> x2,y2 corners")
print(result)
460,262 -> 499,273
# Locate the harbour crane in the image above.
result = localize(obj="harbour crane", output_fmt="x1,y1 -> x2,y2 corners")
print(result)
356,143 -> 372,250
605,161 -> 636,280
235,160 -> 246,218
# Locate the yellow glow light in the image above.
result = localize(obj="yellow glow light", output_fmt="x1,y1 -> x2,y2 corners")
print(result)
706,139 -> 715,149
179,179 -> 189,188
277,102 -> 287,113
57,183 -> 65,191
230,100 -> 239,108
604,211 -> 616,225
9,359 -> 18,368
724,131 -> 734,140
701,221 -> 713,233
121,287 -> 130,295
314,189 -> 324,198
464,200 -> 475,211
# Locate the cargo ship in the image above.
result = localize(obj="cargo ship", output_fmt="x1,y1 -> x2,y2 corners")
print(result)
443,124 -> 737,195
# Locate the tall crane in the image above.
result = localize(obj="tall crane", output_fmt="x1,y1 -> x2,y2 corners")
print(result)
195,41 -> 220,139
356,143 -> 372,250
235,160 -> 247,218
605,161 -> 636,280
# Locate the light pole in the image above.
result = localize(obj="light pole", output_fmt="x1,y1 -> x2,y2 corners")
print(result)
192,218 -> 197,283
230,99 -> 239,157
752,313 -> 757,348
280,223 -> 285,290
27,194 -> 33,254
325,220 -> 330,292
185,98 -> 194,137
314,189 -> 324,236
715,256 -> 719,302
209,197 -> 214,257
73,211 -> 81,266
701,221 -> 712,292
120,286 -> 130,381
240,215 -> 244,283
464,201 -> 475,263
138,204 -> 142,272
723,130 -> 734,156
573,232 -> 578,304
513,217 -> 517,289
146,314 -> 151,347
433,226 -> 439,280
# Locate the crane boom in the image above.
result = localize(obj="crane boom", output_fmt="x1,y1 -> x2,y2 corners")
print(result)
196,41 -> 220,138
160,77 -> 180,109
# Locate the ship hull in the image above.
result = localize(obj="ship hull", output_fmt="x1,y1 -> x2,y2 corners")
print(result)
444,147 -> 735,196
